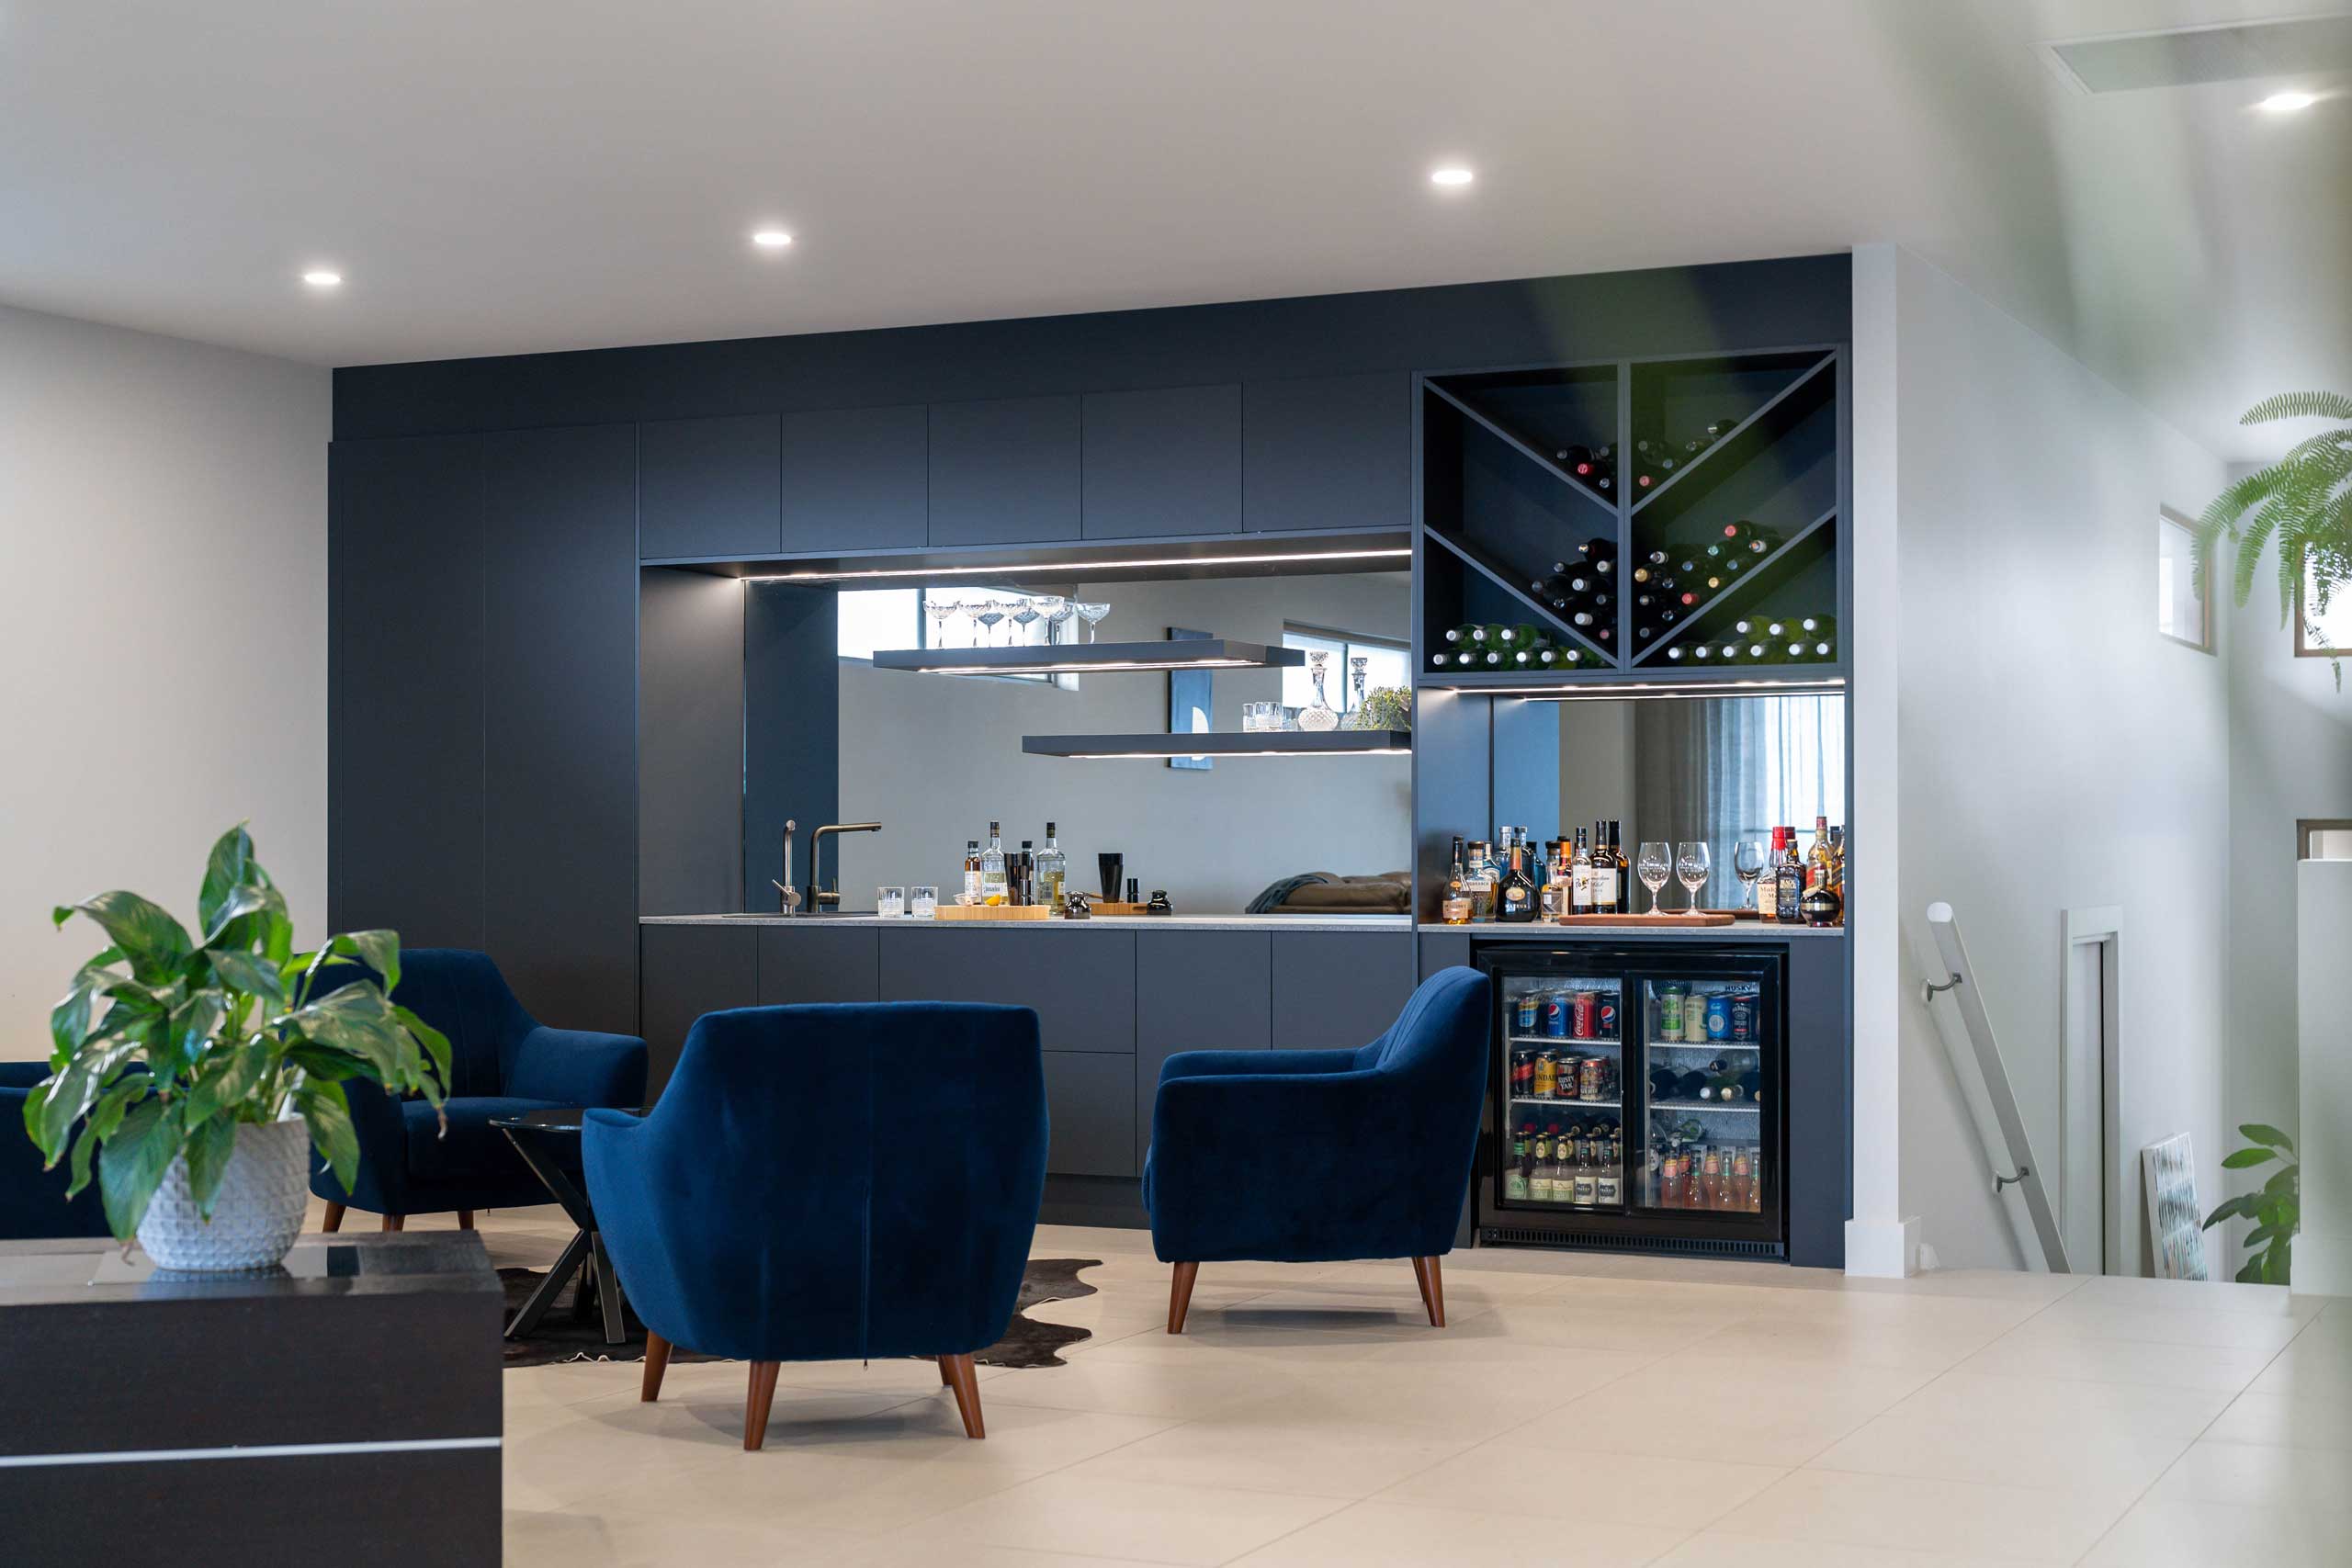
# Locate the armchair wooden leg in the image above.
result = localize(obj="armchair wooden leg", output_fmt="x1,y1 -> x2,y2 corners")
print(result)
322,1202 -> 345,1234
940,1353 -> 984,1438
1167,1261 -> 1199,1334
381,1213 -> 405,1234
1409,1255 -> 1433,1318
458,1210 -> 476,1230
641,1332 -> 673,1403
1413,1256 -> 1446,1327
937,1355 -> 953,1386
743,1361 -> 781,1450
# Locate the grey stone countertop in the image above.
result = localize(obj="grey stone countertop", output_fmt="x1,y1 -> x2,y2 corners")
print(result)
1416,921 -> 1847,938
640,912 -> 1414,932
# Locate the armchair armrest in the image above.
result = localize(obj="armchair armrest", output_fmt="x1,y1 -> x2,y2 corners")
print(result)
1159,1048 -> 1358,1086
508,1026 -> 649,1108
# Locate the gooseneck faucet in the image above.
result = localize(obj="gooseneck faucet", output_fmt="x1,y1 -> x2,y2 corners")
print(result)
807,822 -> 883,914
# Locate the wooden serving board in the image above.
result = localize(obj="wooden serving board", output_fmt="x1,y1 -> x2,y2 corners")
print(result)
1549,912 -> 1736,927
1089,901 -> 1151,916
931,904 -> 1052,922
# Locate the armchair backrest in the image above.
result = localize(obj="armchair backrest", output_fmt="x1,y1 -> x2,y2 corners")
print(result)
1360,964 -> 1492,1200
606,1002 -> 1046,1361
313,948 -> 532,1099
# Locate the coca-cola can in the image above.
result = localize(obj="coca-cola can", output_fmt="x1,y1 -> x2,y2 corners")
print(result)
1569,990 -> 1597,1039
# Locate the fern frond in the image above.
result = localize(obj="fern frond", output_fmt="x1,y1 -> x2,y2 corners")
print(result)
2242,391 -> 2352,424
2199,464 -> 2290,540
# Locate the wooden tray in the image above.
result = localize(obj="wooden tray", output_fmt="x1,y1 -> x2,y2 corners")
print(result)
931,903 -> 1052,922
1088,901 -> 1151,916
1548,912 -> 1736,927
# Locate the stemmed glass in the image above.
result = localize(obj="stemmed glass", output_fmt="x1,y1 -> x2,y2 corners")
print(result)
1637,841 -> 1673,915
1675,841 -> 1712,913
1030,595 -> 1068,644
1011,597 -> 1042,645
1733,840 -> 1767,908
1047,599 -> 1079,644
924,594 -> 956,649
973,599 -> 1006,647
1075,602 -> 1111,642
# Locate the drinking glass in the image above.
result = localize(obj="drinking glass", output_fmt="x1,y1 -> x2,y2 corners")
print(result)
1637,841 -> 1673,915
973,600 -> 1007,646
909,886 -> 938,919
1030,595 -> 1068,642
924,594 -> 956,649
1675,841 -> 1712,912
1076,602 -> 1111,642
1011,597 -> 1042,644
1732,840 -> 1766,908
876,886 -> 906,919
1049,600 -> 1080,642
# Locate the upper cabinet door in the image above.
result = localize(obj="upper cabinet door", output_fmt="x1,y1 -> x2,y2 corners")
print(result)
1081,383 -> 1241,540
1242,371 -> 1412,534
780,403 -> 927,553
925,394 -> 1080,547
639,413 -> 781,559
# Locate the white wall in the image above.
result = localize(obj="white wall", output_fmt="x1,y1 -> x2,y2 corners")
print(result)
0,305 -> 329,1059
835,573 -> 1411,911
1860,246 -> 2233,1273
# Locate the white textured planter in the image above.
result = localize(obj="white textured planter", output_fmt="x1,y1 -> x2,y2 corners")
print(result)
136,1118 -> 311,1272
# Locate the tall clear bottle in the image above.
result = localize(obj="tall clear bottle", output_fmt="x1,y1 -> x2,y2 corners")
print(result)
962,840 -> 982,906
1570,828 -> 1594,916
980,821 -> 1009,906
1037,822 -> 1069,913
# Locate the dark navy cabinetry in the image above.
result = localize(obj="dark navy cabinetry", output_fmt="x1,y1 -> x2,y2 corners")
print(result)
925,394 -> 1082,546
1243,371 -> 1412,533
1082,383 -> 1242,539
638,413 -> 780,559
780,403 -> 927,552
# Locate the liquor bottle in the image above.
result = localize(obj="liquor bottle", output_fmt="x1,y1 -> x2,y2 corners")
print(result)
1828,825 -> 1847,896
1442,836 -> 1471,925
1611,822 -> 1631,914
1807,815 -> 1835,896
1589,821 -> 1619,915
1774,826 -> 1804,923
1038,822 -> 1069,913
1505,1129 -> 1531,1201
1757,826 -> 1782,920
1498,834 -> 1537,923
1016,840 -> 1035,905
962,840 -> 983,905
1569,828 -> 1594,916
1466,840 -> 1496,921
980,822 -> 1009,905
1538,840 -> 1566,920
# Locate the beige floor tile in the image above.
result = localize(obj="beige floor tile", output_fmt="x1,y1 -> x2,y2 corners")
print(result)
1215,1352 -> 1645,1438
830,1540 -> 1170,1568
2004,1297 -> 2312,1352
2144,1438 -> 2352,1510
1806,1405 -> 2193,1493
1379,1438 -> 1786,1528
2201,1390 -> 2352,1450
1657,1533 -> 2045,1565
1839,1268 -> 2088,1306
2082,1495 -> 2352,1567
1884,1371 -> 2234,1438
1954,1332 -> 2279,1393
978,1352 -> 1305,1420
1444,1297 -> 1746,1356
2241,1328 -> 2352,1398
1712,1467 -> 2140,1562
503,1506 -> 860,1567
1675,1314 -> 1999,1373
689,1393 -> 1176,1470
1227,1499 -> 1688,1566
1067,1417 -> 1476,1498
881,1472 -> 1348,1566
2063,1276 -> 2298,1317
571,1443 -> 1055,1535
1536,1356 -> 1928,1466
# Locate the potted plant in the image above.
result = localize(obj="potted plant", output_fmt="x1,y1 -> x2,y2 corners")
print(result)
24,825 -> 449,1271
2196,390 -> 2351,681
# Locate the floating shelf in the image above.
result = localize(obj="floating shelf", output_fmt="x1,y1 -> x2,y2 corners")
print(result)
1021,729 -> 1411,759
875,638 -> 1303,675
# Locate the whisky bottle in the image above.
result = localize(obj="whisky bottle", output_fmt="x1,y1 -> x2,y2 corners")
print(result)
1588,821 -> 1616,915
1466,840 -> 1497,921
1757,827 -> 1781,921
1498,836 -> 1538,923
1807,815 -> 1834,896
1774,826 -> 1804,922
1611,822 -> 1631,913
1569,828 -> 1593,916
962,840 -> 982,906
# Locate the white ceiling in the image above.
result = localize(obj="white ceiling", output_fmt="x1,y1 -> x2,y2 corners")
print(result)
1,1 -> 2344,458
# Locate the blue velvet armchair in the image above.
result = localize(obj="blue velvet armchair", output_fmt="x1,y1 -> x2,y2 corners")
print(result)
308,949 -> 647,1231
2,1063 -> 110,1240
1145,964 -> 1490,1331
583,1002 -> 1047,1450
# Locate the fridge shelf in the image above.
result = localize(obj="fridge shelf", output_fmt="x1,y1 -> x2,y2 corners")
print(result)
1510,1097 -> 1622,1110
1507,1034 -> 1620,1047
1650,1100 -> 1759,1114
1646,1040 -> 1759,1053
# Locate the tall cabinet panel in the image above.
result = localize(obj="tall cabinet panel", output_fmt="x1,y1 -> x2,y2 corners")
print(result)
639,413 -> 780,559
328,434 -> 487,951
1081,383 -> 1242,539
1242,371 -> 1411,534
780,404 -> 928,552
925,395 -> 1081,546
482,424 -> 640,1033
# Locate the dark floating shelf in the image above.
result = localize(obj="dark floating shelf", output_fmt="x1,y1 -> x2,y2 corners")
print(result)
875,638 -> 1304,675
1022,730 -> 1412,758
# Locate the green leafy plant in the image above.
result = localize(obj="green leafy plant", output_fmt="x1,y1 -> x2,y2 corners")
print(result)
2195,391 -> 2351,683
2201,1122 -> 2299,1285
25,825 -> 450,1241
1351,685 -> 1412,732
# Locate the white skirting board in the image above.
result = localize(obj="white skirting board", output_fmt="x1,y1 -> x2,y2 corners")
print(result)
2298,861 -> 2352,1296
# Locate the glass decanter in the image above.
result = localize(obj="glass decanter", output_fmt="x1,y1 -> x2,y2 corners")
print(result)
1297,650 -> 1340,732
1343,654 -> 1371,728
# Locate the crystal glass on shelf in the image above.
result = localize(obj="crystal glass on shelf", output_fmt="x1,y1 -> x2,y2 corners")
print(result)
1047,599 -> 1079,642
973,600 -> 1007,646
1343,654 -> 1371,728
924,594 -> 956,649
909,886 -> 938,919
1011,598 -> 1042,644
1297,650 -> 1340,732
1030,595 -> 1068,642
1637,841 -> 1673,915
1675,841 -> 1712,912
1733,840 -> 1767,908
1075,602 -> 1111,642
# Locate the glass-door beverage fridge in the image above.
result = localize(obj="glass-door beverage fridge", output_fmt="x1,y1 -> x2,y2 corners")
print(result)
1475,945 -> 1786,1256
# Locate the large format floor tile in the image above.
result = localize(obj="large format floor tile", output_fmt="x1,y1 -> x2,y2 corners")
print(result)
1227,1499 -> 1689,1566
877,1472 -> 1350,1566
1712,1467 -> 2142,1562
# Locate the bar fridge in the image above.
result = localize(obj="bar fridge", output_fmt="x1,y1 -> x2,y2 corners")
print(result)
1474,944 -> 1787,1258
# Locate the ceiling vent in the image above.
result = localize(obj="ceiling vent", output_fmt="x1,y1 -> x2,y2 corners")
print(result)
2041,13 -> 2352,95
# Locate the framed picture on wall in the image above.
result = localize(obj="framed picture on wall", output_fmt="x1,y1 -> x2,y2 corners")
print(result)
2141,1133 -> 2209,1281
1167,626 -> 1212,771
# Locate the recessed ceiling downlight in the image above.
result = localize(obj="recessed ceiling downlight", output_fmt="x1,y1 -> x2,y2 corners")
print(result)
751,229 -> 794,249
2258,90 -> 2318,112
300,269 -> 343,288
1430,166 -> 1475,187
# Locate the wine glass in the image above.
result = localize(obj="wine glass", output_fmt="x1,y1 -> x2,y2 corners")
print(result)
1636,841 -> 1672,915
1075,602 -> 1111,642
1047,599 -> 1079,644
1011,597 -> 1042,644
1029,595 -> 1068,642
1675,841 -> 1712,912
923,593 -> 956,649
1732,840 -> 1766,908
972,599 -> 1006,646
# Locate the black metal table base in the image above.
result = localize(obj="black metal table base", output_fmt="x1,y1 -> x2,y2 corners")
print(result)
494,1113 -> 629,1346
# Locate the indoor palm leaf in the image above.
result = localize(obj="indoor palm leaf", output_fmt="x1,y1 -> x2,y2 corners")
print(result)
2195,392 -> 2352,677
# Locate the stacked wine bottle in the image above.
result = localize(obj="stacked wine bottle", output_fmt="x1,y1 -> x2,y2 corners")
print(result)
1626,521 -> 1783,647
1526,536 -> 1617,650
1430,621 -> 1589,671
1549,443 -> 1614,500
1659,613 -> 1838,666
1628,417 -> 1738,492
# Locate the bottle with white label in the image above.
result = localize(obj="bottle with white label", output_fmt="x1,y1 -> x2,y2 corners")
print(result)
1589,819 -> 1621,915
962,840 -> 982,906
980,821 -> 1009,906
